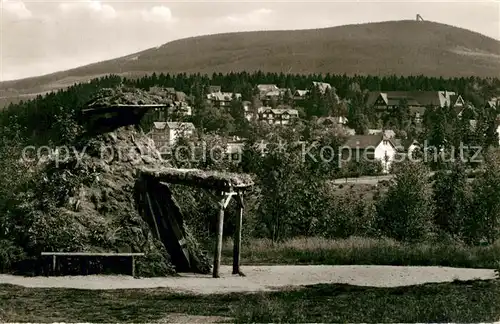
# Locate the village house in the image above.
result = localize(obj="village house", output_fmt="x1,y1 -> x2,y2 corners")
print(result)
149,121 -> 196,149
242,101 -> 255,121
257,84 -> 279,96
155,102 -> 192,120
341,134 -> 397,173
366,91 -> 465,124
226,136 -> 246,161
170,101 -> 192,116
208,85 -> 222,94
206,91 -> 242,108
312,81 -> 332,94
258,106 -> 299,125
486,97 -> 500,110
260,88 -> 291,106
316,116 -> 355,135
392,139 -> 420,159
293,89 -> 309,101
318,116 -> 349,126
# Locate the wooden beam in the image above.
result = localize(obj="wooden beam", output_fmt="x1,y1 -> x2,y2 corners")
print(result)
41,252 -> 145,257
223,192 -> 236,209
233,193 -> 244,276
145,190 -> 161,240
213,193 -> 225,278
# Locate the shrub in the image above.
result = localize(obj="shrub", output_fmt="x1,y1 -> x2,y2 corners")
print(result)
312,187 -> 375,238
432,163 -> 470,240
0,240 -> 26,272
375,161 -> 435,242
464,150 -> 500,245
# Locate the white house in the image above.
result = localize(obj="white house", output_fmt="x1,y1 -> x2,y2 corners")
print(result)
150,122 -> 196,149
342,134 -> 398,173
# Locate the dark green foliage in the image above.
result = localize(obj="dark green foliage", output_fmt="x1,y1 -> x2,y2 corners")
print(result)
375,162 -> 435,242
465,150 -> 500,245
432,163 -> 470,239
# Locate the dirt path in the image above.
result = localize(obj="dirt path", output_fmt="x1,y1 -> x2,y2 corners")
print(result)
0,265 -> 495,294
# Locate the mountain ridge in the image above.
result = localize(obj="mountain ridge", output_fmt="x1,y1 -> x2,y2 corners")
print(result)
1,20 -> 499,106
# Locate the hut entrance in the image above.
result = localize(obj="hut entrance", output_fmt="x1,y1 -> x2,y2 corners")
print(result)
137,168 -> 254,278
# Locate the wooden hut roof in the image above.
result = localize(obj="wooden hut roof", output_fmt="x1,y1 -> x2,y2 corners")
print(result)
139,167 -> 254,191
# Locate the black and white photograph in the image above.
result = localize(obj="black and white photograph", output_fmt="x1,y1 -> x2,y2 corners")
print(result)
0,0 -> 500,322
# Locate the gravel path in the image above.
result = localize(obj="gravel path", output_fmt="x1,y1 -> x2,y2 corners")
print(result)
0,265 -> 495,294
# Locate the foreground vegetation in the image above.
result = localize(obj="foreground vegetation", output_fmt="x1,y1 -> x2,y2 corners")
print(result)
1,280 -> 499,323
221,237 -> 500,268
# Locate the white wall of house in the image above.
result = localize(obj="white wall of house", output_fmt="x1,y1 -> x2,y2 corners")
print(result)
167,127 -> 194,145
497,125 -> 500,145
374,140 -> 397,173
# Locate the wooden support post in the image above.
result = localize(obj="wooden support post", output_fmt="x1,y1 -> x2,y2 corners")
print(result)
52,255 -> 56,276
213,193 -> 225,278
132,256 -> 136,277
233,193 -> 245,276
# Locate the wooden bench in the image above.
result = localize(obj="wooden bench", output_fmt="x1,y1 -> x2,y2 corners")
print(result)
41,252 -> 145,277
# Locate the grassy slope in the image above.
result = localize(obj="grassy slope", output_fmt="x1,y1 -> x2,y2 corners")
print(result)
1,20 -> 499,105
1,280 -> 499,322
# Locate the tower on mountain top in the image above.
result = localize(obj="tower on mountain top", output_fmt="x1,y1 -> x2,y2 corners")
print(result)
416,14 -> 424,21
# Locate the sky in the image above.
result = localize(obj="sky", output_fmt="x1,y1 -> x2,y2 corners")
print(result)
1,0 -> 499,81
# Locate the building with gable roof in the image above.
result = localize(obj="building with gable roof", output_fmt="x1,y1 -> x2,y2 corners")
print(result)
149,121 -> 196,149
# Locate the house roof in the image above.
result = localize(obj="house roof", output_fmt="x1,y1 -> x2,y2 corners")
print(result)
343,134 -> 385,149
272,109 -> 298,115
208,85 -> 221,93
207,92 -> 242,101
257,84 -> 279,92
487,98 -> 499,108
265,90 -> 281,97
259,106 -> 298,115
366,91 -> 458,108
294,90 -> 309,96
318,116 -> 348,125
154,122 -> 195,130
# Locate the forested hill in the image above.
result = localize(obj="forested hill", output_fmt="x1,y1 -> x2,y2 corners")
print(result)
1,20 -> 500,107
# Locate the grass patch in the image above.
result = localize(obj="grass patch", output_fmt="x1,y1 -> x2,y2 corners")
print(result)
0,280 -> 499,322
222,237 -> 500,268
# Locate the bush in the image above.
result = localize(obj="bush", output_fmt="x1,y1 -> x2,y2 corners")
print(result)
0,240 -> 26,272
432,163 -> 470,240
464,150 -> 500,245
375,161 -> 435,242
312,187 -> 375,238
